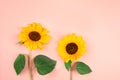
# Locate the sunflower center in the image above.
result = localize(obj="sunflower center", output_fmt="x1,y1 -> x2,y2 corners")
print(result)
29,31 -> 41,41
66,43 -> 78,55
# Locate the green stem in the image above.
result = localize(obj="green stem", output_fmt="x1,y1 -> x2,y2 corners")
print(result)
70,67 -> 72,80
28,51 -> 33,80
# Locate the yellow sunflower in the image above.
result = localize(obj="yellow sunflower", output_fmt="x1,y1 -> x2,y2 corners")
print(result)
19,22 -> 50,50
57,34 -> 86,62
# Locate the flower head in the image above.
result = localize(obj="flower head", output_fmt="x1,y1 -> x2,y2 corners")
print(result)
19,22 -> 50,50
57,34 -> 86,62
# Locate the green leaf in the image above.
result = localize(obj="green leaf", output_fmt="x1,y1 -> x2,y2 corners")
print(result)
17,41 -> 24,44
76,62 -> 92,75
64,60 -> 72,71
34,55 -> 56,75
14,54 -> 25,75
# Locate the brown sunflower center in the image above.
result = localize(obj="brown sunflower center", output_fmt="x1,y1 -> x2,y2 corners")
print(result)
66,43 -> 78,55
29,31 -> 41,41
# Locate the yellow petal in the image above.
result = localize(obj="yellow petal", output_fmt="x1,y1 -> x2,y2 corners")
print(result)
38,43 -> 43,50
40,35 -> 50,44
41,28 -> 49,35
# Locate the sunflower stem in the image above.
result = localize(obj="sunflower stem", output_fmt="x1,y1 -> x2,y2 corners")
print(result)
70,67 -> 72,80
28,51 -> 33,80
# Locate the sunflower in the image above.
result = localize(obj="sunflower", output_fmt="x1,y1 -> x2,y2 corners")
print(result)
19,22 -> 50,50
57,34 -> 86,62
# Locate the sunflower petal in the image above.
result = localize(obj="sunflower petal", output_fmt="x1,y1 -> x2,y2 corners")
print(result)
38,43 -> 43,50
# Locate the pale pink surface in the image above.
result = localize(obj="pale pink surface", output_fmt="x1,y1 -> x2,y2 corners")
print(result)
0,0 -> 120,80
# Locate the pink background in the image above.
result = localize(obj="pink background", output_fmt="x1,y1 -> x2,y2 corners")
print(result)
0,0 -> 120,80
